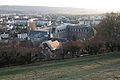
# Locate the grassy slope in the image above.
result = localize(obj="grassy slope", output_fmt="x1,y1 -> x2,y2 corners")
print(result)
0,52 -> 120,80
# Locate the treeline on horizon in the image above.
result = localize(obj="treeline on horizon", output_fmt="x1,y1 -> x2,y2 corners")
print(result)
0,12 -> 120,68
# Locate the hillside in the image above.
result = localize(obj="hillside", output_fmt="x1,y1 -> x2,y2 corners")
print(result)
0,52 -> 120,80
0,5 -> 113,15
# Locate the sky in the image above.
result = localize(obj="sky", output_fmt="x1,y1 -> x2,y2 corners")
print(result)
0,0 -> 120,9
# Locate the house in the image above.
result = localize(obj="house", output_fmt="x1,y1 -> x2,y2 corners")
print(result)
79,19 -> 92,26
33,20 -> 52,27
13,18 -> 28,26
42,40 -> 61,50
28,30 -> 49,42
27,19 -> 52,30
3,19 -> 29,26
17,33 -> 28,39
0,32 -> 9,40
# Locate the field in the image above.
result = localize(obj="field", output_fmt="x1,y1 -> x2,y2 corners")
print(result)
0,52 -> 120,80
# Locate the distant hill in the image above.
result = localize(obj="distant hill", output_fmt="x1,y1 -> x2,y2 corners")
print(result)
0,5 -> 117,15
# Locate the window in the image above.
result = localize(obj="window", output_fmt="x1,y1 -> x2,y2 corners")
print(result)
79,29 -> 81,32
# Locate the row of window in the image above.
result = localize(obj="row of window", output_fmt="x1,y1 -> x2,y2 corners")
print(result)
68,28 -> 90,33
57,29 -> 66,33
56,28 -> 90,33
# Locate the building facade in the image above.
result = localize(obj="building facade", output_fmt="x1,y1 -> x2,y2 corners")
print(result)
50,24 -> 95,41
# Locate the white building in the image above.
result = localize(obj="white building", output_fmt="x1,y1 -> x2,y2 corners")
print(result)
0,32 -> 9,39
17,33 -> 28,39
0,36 -> 1,40
79,19 -> 101,26
34,20 -> 52,26
79,20 -> 91,26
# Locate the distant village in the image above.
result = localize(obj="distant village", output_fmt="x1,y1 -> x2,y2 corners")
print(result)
0,14 -> 103,51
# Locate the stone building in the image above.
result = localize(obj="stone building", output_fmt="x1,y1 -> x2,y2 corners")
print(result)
66,25 -> 95,41
50,24 -> 96,41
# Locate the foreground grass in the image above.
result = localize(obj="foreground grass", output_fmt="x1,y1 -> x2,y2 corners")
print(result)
0,52 -> 120,80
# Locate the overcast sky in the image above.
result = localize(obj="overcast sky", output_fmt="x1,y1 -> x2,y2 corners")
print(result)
0,0 -> 120,9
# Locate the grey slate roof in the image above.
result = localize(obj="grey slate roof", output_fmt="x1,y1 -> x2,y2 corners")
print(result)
28,30 -> 48,38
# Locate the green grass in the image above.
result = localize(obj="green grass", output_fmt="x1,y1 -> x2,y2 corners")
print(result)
0,52 -> 120,80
